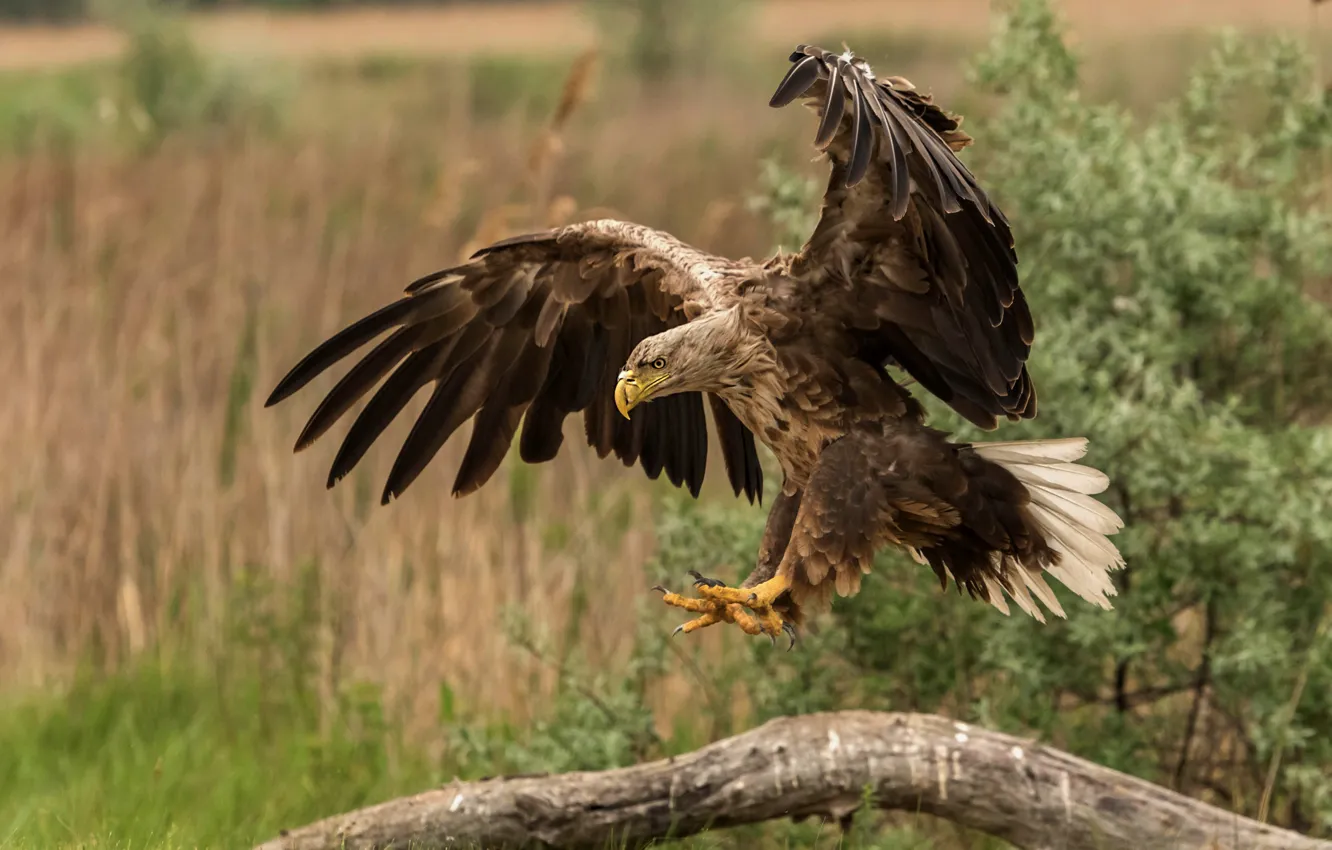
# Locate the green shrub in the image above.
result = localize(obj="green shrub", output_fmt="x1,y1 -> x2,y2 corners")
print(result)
113,7 -> 290,145
0,3 -> 292,151
584,0 -> 753,84
725,0 -> 1332,835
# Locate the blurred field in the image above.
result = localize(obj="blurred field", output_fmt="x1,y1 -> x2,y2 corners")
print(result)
0,0 -> 1326,753
3,1 -> 1332,846
0,0 -> 1324,72
0,68 -> 788,718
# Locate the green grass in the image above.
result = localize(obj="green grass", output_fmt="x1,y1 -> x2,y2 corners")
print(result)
0,64 -> 106,150
0,654 -> 969,850
0,657 -> 436,849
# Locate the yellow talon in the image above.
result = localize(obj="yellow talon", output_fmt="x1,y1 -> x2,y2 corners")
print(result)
656,572 -> 793,644
695,573 -> 792,609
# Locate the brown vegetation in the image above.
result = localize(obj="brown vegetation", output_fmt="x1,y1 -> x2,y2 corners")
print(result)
0,62 -> 789,733
3,0 -> 1327,748
0,0 -> 1320,73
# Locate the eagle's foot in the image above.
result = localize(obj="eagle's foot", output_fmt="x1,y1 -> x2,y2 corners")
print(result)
655,572 -> 795,647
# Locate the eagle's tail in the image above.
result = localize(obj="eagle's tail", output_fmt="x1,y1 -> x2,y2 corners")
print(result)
929,437 -> 1126,623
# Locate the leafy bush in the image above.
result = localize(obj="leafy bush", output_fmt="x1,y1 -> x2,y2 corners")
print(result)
584,0 -> 753,84
112,6 -> 290,145
0,0 -> 534,21
0,3 -> 290,151
722,0 -> 1332,835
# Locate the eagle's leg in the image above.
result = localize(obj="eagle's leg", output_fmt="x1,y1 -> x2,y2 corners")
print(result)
655,491 -> 803,643
655,587 -> 765,636
694,573 -> 793,623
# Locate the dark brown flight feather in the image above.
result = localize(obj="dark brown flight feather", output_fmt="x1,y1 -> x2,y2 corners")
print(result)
767,44 -> 1034,431
266,222 -> 763,505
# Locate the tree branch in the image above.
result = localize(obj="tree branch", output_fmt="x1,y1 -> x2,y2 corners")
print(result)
255,711 -> 1332,850
1174,597 -> 1216,790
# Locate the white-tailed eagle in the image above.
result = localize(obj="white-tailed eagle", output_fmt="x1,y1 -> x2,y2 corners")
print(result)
266,45 -> 1125,646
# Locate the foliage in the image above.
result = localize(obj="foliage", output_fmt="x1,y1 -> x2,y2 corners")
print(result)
0,0 -> 533,22
734,0 -> 1332,835
112,5 -> 291,145
0,3 -> 289,150
583,0 -> 753,84
0,575 -> 435,849
4,0 -> 1332,847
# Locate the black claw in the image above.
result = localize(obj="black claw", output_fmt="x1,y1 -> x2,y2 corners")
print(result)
651,585 -> 668,595
768,631 -> 777,647
747,592 -> 759,606
688,569 -> 726,589
782,621 -> 798,652
671,624 -> 686,638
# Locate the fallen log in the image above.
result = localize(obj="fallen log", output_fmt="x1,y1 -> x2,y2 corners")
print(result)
256,710 -> 1331,850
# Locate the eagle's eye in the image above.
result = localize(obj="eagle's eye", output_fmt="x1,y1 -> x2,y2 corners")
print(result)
651,357 -> 667,370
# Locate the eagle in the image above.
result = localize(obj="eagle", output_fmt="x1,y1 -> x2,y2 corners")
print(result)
265,44 -> 1125,647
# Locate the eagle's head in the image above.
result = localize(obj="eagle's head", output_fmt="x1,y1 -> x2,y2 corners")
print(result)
614,308 -> 762,419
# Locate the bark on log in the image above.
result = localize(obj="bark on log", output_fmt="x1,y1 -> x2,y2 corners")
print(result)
256,710 -> 1331,850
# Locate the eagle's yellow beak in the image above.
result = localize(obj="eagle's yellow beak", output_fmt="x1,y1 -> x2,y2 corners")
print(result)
615,369 -> 670,419
615,370 -> 641,420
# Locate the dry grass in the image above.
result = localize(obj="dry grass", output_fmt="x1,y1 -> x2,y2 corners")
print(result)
0,0 -> 1322,72
0,58 -> 794,732
3,2 -> 1327,736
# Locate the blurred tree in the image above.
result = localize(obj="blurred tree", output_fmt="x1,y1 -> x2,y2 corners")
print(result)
584,0 -> 753,84
0,0 -> 537,21
0,0 -> 84,20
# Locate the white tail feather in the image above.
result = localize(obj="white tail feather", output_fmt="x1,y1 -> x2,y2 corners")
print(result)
972,438 -> 1126,621
1026,484 -> 1124,535
967,437 -> 1090,465
1001,460 -> 1110,495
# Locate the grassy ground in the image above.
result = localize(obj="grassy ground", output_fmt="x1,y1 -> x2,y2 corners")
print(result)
0,661 -> 434,849
2,3 -> 1329,847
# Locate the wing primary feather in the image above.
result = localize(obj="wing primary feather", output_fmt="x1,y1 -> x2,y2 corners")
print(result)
572,322 -> 607,411
814,59 -> 847,149
886,110 -> 913,218
742,428 -> 763,505
382,325 -> 530,504
325,337 -> 453,488
846,84 -> 874,188
639,402 -> 666,480
468,229 -> 559,259
453,337 -> 553,496
379,338 -> 498,504
267,297 -> 421,407
660,395 -> 686,489
684,392 -> 707,498
294,324 -> 425,452
884,95 -> 951,211
708,394 -> 746,499
518,396 -> 565,464
852,72 -> 909,212
769,54 -> 823,108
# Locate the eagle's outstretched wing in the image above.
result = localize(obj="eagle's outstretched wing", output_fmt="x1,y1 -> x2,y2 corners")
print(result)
769,44 -> 1035,430
266,220 -> 763,504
